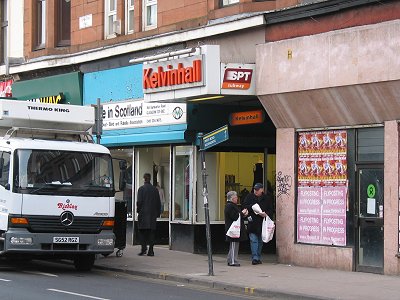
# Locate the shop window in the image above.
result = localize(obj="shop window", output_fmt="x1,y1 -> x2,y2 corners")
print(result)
143,0 -> 157,31
136,146 -> 170,220
173,146 -> 193,221
0,0 -> 6,65
110,148 -> 134,219
220,0 -> 239,7
35,0 -> 46,49
195,151 -> 273,223
104,0 -> 118,38
56,0 -> 71,47
356,127 -> 384,162
125,0 -> 134,34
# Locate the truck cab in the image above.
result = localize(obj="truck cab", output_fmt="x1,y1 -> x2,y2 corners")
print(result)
0,100 -> 116,271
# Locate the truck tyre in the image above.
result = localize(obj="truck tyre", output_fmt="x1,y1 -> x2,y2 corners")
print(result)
73,254 -> 95,271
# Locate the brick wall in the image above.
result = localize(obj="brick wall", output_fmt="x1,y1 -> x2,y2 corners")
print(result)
23,0 -> 299,60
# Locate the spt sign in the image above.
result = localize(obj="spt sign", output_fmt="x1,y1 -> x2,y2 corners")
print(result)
222,68 -> 253,90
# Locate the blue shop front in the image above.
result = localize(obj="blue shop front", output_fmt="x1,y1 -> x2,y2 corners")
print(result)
83,47 -> 276,254
83,64 -> 189,245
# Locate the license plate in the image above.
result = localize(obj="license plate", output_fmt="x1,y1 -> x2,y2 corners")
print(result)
53,237 -> 79,244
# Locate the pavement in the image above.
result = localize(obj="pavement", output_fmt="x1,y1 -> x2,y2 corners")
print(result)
94,244 -> 400,300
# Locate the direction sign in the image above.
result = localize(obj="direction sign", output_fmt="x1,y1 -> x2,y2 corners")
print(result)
201,125 -> 229,150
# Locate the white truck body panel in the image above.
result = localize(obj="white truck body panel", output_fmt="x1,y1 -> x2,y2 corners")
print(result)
0,100 -> 94,131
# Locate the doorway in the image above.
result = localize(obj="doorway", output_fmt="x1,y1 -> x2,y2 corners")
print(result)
356,165 -> 384,273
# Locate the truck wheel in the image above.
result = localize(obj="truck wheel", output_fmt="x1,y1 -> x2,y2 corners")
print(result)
73,254 -> 95,271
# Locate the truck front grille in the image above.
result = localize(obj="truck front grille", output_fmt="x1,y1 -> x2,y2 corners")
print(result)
26,215 -> 104,234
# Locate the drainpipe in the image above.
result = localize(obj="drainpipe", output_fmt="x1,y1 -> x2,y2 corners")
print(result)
4,1 -> 9,76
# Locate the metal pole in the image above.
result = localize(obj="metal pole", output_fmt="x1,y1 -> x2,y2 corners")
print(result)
198,133 -> 214,276
95,98 -> 102,144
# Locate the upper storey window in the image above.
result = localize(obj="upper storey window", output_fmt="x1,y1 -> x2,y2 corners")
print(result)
143,0 -> 157,31
221,0 -> 239,6
104,0 -> 118,38
35,0 -> 46,49
125,0 -> 134,34
56,0 -> 71,46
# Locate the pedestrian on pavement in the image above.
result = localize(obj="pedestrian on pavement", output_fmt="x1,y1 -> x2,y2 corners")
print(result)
224,191 -> 248,267
137,173 -> 161,256
243,183 -> 274,265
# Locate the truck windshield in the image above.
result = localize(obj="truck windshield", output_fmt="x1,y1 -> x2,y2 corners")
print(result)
14,149 -> 114,197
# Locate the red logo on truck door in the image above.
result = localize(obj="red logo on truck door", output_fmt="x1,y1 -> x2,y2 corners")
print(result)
222,68 -> 253,90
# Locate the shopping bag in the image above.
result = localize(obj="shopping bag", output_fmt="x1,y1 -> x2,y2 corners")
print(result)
262,215 -> 275,243
226,215 -> 241,238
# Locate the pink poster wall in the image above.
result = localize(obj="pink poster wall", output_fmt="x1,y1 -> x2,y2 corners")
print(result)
297,131 -> 347,246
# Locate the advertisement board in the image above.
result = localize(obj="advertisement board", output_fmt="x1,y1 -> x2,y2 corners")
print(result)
297,130 -> 348,246
101,100 -> 186,130
0,80 -> 13,97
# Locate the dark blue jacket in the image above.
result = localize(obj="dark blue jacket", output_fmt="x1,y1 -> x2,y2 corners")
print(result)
243,192 -> 274,235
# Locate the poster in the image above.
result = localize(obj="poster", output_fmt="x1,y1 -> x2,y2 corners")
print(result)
0,80 -> 13,98
297,130 -> 347,246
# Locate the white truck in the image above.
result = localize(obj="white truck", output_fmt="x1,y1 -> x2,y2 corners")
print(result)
0,100 -> 116,271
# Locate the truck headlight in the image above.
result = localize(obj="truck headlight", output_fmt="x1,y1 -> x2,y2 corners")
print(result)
10,237 -> 33,245
97,238 -> 114,246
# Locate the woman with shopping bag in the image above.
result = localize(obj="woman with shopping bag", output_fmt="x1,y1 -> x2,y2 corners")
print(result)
224,191 -> 248,267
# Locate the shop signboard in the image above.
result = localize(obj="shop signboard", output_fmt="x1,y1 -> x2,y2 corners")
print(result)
143,56 -> 204,93
220,63 -> 256,95
297,130 -> 348,246
229,109 -> 264,126
142,47 -> 256,103
143,45 -> 221,102
101,99 -> 186,130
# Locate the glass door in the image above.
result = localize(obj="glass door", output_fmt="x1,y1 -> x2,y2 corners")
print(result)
173,146 -> 194,221
356,165 -> 384,273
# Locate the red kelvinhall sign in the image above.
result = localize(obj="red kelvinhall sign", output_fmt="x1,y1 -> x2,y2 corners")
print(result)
229,110 -> 264,126
222,68 -> 253,90
143,60 -> 202,89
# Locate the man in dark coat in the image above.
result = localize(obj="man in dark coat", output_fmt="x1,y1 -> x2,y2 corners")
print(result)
137,173 -> 161,256
224,190 -> 248,267
243,183 -> 274,265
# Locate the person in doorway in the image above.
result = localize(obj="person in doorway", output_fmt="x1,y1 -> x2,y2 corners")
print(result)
224,191 -> 248,267
137,173 -> 161,256
243,183 -> 274,265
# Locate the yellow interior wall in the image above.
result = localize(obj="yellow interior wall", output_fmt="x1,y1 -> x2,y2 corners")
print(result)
218,153 -> 225,220
266,154 -> 276,190
217,152 -> 276,220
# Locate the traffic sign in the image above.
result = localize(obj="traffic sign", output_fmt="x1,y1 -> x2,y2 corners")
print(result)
201,125 -> 229,150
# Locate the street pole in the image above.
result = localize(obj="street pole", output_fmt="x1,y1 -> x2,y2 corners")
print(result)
197,133 -> 214,276
94,98 -> 103,144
